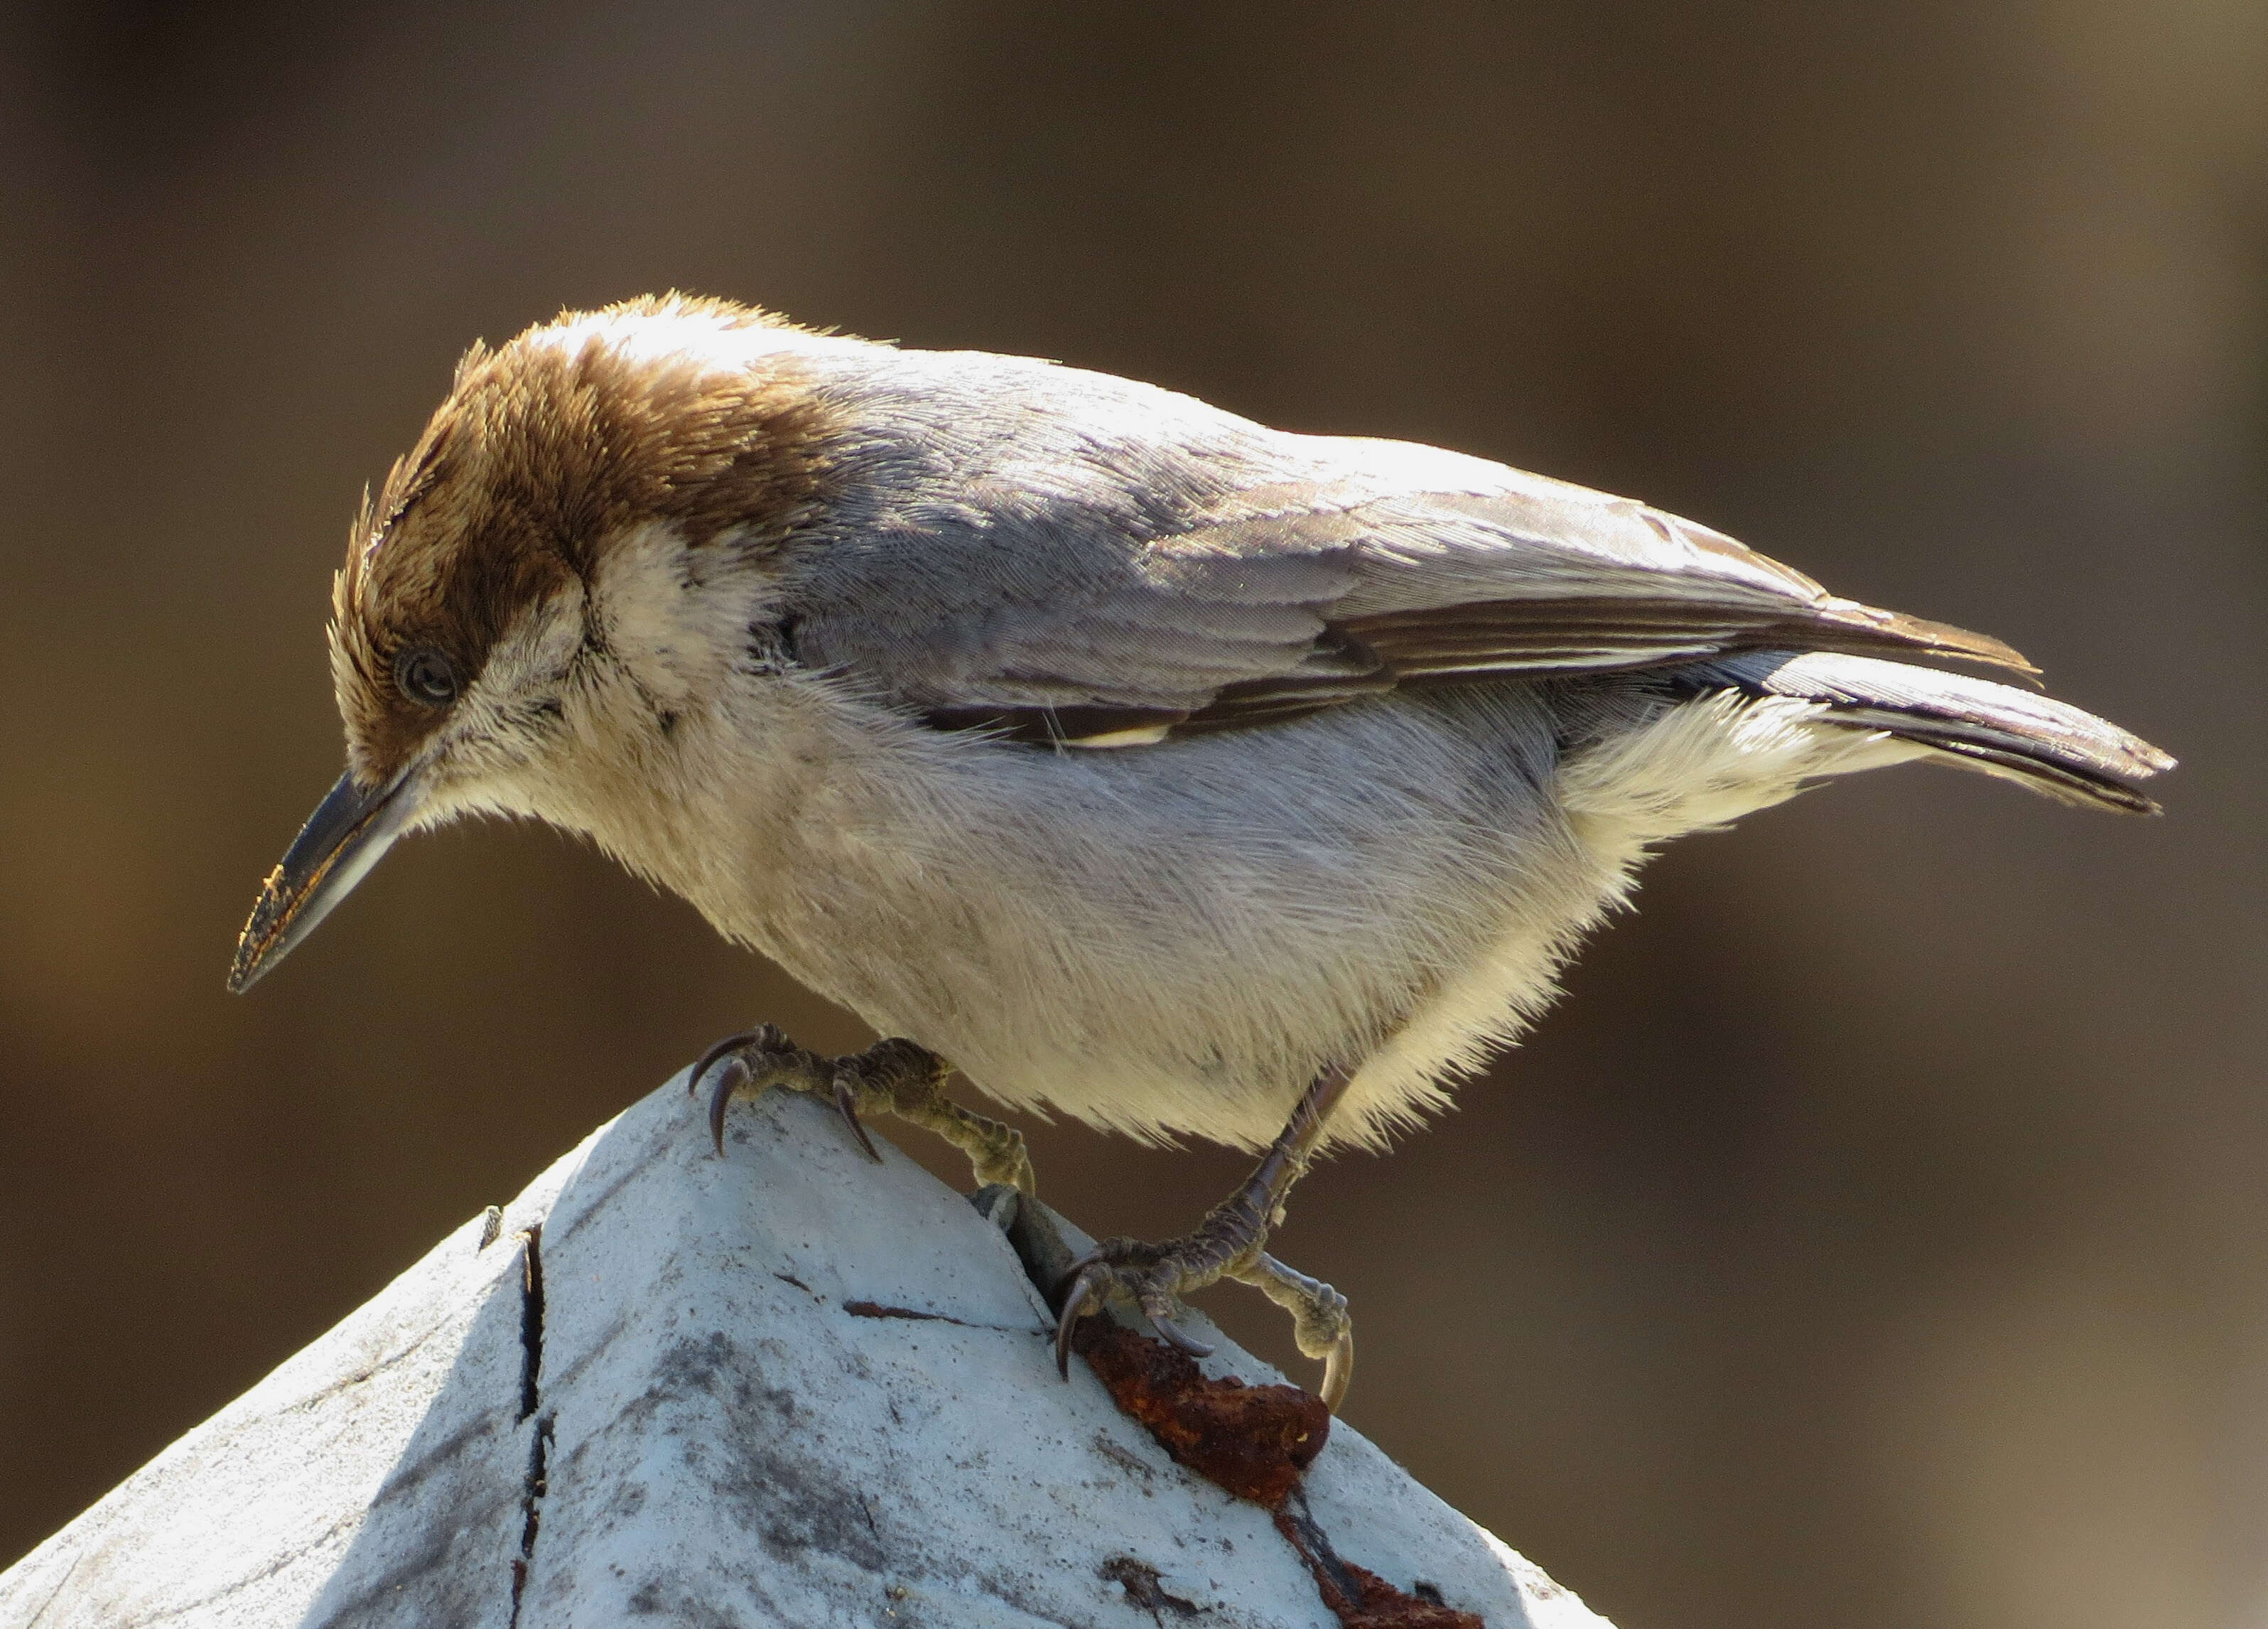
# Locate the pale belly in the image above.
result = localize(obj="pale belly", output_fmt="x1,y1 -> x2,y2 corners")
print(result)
669,679 -> 1904,1150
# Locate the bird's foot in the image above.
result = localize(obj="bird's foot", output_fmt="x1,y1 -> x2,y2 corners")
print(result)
690,1023 -> 1036,1195
1055,1226 -> 1354,1413
1231,1250 -> 1354,1410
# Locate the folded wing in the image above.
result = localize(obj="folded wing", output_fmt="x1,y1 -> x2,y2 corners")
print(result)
782,426 -> 2034,746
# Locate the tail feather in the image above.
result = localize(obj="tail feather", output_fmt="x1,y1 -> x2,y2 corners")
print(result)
1692,650 -> 2175,814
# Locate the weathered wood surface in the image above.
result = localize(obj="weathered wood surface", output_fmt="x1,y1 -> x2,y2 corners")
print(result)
0,1076 -> 1611,1628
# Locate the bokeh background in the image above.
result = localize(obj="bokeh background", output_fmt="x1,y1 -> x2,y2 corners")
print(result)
1,4 -> 2262,1625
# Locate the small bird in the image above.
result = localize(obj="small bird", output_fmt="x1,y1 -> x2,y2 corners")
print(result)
230,294 -> 2171,1409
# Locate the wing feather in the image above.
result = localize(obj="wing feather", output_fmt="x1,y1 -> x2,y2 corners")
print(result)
774,362 -> 2035,744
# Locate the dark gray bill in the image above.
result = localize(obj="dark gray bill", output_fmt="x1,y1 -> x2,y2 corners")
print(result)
227,768 -> 417,992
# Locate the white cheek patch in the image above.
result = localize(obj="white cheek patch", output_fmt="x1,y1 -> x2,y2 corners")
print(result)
477,583 -> 590,707
402,525 -> 786,829
594,525 -> 693,692
588,520 -> 782,705
406,586 -> 590,820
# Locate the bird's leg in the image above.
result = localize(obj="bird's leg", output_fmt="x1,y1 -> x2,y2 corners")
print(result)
691,1023 -> 1036,1195
1055,1065 -> 1357,1411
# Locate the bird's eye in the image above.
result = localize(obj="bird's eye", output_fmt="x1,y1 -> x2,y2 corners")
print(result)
395,647 -> 460,708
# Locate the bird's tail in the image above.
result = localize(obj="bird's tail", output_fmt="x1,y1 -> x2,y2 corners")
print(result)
1690,650 -> 2175,814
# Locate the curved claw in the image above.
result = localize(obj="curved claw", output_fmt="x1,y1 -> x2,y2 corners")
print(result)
688,1028 -> 771,1097
1318,1331 -> 1354,1414
707,1055 -> 749,1155
1052,1252 -> 1217,1377
832,1075 -> 883,1163
1054,1261 -> 1108,1380
1145,1308 -> 1214,1358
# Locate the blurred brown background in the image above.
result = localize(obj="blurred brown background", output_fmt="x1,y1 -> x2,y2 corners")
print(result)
1,3 -> 2262,1625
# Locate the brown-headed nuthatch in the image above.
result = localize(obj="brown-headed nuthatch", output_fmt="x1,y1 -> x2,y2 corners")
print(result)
231,296 -> 2172,1409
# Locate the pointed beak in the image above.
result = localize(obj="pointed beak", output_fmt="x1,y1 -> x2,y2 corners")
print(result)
228,767 -> 420,993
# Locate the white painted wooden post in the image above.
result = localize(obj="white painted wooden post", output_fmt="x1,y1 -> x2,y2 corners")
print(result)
0,1078 -> 1611,1628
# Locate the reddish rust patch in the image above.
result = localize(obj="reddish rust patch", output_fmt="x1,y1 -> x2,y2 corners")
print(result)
1073,1321 -> 1480,1629
1273,1507 -> 1482,1629
1073,1322 -> 1327,1508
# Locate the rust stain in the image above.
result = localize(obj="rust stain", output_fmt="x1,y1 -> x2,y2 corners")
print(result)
1273,1502 -> 1480,1629
1073,1323 -> 1479,1628
1074,1321 -> 1327,1507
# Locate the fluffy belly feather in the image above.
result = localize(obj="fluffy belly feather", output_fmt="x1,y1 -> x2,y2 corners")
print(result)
656,676 -> 1904,1151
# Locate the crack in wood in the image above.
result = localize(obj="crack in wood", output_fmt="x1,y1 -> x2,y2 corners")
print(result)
841,1299 -> 1032,1333
507,1226 -> 551,1628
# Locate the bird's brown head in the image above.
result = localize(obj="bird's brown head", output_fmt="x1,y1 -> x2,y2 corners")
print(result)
230,294 -> 842,991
